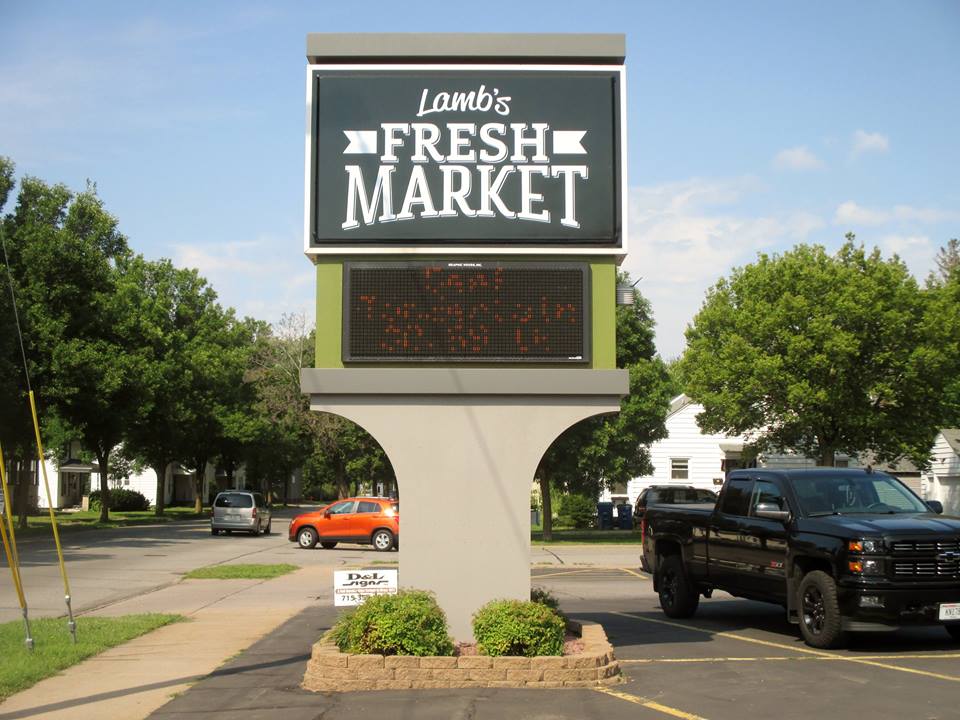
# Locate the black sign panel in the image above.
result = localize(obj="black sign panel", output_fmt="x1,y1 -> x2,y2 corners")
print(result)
344,262 -> 590,362
309,68 -> 622,247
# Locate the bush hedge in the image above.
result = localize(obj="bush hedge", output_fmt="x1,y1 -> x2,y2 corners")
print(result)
329,590 -> 454,656
530,587 -> 562,615
472,599 -> 565,657
559,494 -> 595,529
88,489 -> 150,512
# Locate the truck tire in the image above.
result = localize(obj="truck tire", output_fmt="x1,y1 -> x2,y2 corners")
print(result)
798,570 -> 846,649
657,554 -> 700,618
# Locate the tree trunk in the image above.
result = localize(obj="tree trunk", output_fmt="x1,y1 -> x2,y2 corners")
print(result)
334,463 -> 349,500
193,458 -> 206,514
96,451 -> 110,522
819,445 -> 836,467
282,475 -> 289,506
154,463 -> 167,516
539,473 -> 553,542
15,461 -> 29,530
225,463 -> 234,488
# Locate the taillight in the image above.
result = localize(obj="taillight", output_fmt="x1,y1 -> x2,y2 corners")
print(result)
640,517 -> 647,544
252,507 -> 258,519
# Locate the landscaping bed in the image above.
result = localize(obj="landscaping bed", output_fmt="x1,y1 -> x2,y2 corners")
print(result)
302,619 -> 621,692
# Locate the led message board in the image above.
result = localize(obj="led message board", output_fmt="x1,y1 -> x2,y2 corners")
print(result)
344,262 -> 590,362
306,66 -> 624,251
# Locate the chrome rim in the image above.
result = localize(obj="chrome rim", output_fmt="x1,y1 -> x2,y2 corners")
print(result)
299,530 -> 314,547
374,532 -> 391,550
802,586 -> 825,635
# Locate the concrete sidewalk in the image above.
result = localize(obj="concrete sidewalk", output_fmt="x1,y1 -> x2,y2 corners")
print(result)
0,564 -> 334,720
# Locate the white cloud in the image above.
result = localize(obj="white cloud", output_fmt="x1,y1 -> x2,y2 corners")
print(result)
773,146 -> 824,171
170,233 -> 315,326
624,179 -> 824,360
835,201 -> 959,226
852,129 -> 890,156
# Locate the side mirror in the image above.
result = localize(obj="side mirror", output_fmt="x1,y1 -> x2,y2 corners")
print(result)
323,510 -> 331,519
755,502 -> 791,522
926,500 -> 944,514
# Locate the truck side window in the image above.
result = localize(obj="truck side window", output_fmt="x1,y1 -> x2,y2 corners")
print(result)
720,479 -> 753,516
751,480 -> 785,514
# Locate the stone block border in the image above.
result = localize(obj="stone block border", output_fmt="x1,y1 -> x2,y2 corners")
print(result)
302,619 -> 621,692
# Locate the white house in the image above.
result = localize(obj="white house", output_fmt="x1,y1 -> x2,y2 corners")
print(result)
921,429 -> 960,515
601,395 -> 858,508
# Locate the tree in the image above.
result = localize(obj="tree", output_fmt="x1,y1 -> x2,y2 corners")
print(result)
535,273 -> 673,541
2,170 -> 141,522
930,238 -> 960,285
119,257 -> 222,515
0,157 -> 40,528
680,237 -> 959,468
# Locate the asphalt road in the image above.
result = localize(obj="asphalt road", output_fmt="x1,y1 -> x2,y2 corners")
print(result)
148,567 -> 960,720
0,509 -> 640,622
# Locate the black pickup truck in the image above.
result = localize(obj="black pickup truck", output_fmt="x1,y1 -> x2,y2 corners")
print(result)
641,468 -> 960,648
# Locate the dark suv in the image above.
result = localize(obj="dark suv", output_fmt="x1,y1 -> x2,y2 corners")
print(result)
633,485 -> 717,525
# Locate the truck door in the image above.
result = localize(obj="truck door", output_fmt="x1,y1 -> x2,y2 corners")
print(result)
709,478 -> 754,590
740,479 -> 790,600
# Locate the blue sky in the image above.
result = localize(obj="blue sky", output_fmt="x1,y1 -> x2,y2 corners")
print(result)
2,1 -> 958,358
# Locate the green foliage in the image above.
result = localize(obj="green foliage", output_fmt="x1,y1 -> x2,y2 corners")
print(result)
88,488 -> 150,512
530,587 -> 562,614
329,590 -> 454,656
680,238 -> 960,467
559,494 -> 595,529
184,563 -> 298,580
472,599 -> 565,657
536,271 -> 672,539
0,614 -> 182,700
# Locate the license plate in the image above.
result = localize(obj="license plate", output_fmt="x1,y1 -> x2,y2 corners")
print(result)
939,602 -> 960,621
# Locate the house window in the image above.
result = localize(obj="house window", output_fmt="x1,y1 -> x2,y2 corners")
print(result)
834,459 -> 849,468
671,458 -> 689,480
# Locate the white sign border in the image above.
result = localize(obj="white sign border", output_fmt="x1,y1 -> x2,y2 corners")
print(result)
303,63 -> 628,260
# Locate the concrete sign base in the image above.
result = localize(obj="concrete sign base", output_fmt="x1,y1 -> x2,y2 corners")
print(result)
301,368 -> 628,640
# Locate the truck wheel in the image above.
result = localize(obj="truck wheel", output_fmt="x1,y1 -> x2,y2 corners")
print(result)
798,570 -> 846,649
657,555 -> 700,618
946,625 -> 960,643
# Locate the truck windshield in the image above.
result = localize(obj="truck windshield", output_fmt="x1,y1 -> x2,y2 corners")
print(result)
792,474 -> 929,516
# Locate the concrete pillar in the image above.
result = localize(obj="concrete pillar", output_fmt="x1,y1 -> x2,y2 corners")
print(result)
303,368 -> 628,640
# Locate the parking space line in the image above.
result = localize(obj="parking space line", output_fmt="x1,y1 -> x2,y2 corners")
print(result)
622,654 -> 960,664
611,611 -> 960,683
618,567 -> 649,580
594,686 -> 709,720
531,568 -> 600,579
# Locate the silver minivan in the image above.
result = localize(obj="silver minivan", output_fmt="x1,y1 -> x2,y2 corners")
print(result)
211,491 -> 272,536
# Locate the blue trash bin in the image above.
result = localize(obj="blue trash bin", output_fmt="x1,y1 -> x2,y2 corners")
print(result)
596,502 -> 614,530
616,503 -> 633,530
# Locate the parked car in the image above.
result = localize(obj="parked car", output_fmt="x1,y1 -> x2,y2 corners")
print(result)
641,468 -> 960,648
289,497 -> 399,551
633,485 -> 718,524
211,490 -> 272,536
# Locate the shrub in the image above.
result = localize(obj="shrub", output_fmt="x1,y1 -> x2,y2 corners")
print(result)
329,590 -> 454,656
472,599 -> 565,657
559,494 -> 595,529
88,489 -> 150,512
530,587 -> 562,615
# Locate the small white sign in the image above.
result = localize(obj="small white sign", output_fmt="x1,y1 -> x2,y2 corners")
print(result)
334,569 -> 398,607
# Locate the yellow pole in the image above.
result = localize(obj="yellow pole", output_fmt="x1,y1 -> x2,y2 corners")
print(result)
0,443 -> 34,650
28,390 -> 77,642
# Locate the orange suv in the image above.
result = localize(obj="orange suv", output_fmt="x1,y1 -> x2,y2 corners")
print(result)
289,497 -> 399,551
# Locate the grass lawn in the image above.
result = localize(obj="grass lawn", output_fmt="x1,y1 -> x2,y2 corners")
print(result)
0,614 -> 183,701
184,563 -> 299,580
531,528 -> 641,544
13,507 -> 207,537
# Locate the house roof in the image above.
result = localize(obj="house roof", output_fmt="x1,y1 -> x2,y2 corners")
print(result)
942,429 -> 960,455
667,394 -> 694,419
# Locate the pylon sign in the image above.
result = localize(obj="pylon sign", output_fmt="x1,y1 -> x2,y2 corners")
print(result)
304,65 -> 626,254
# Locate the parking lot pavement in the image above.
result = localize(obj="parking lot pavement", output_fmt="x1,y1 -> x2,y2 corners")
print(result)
146,566 -> 960,720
